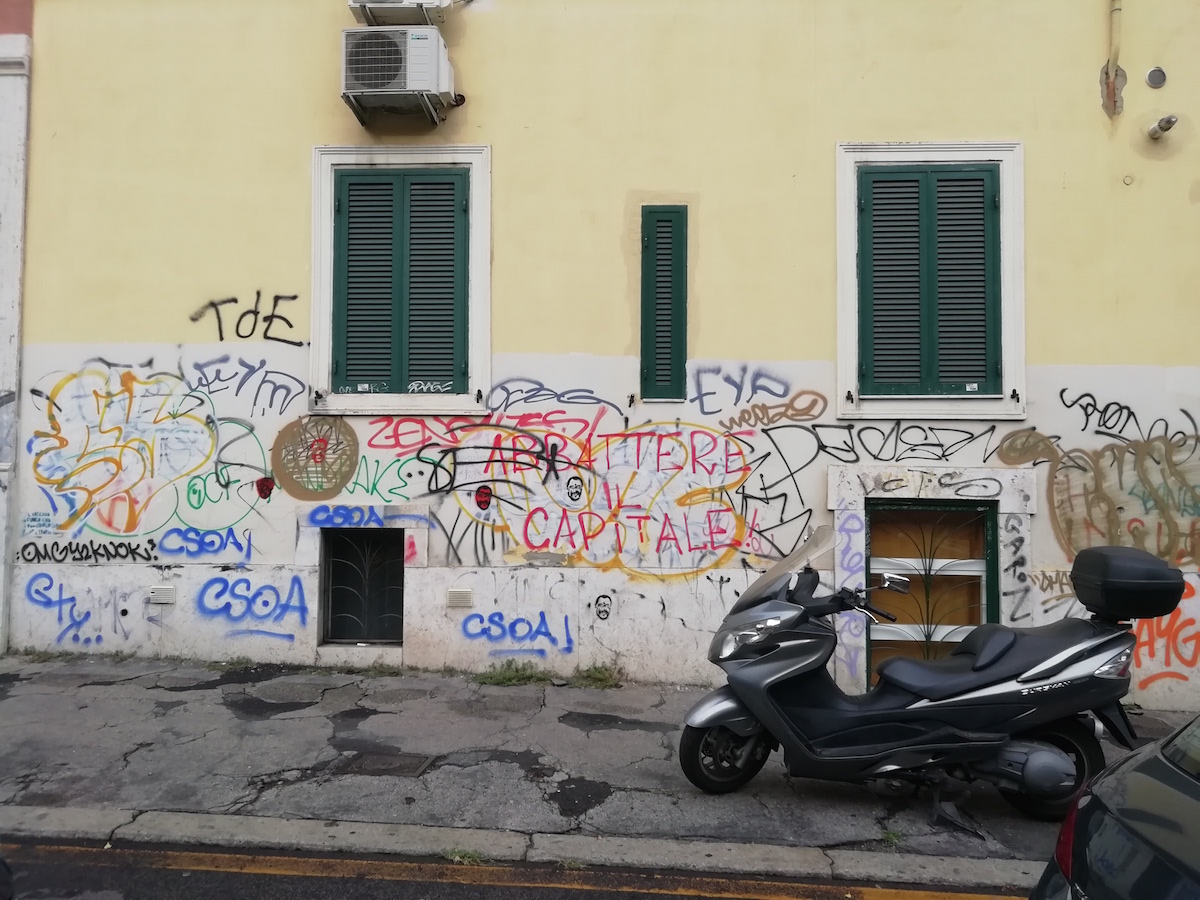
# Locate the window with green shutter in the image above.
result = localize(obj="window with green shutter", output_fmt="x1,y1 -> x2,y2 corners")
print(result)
857,165 -> 1000,397
640,206 -> 687,400
332,168 -> 468,396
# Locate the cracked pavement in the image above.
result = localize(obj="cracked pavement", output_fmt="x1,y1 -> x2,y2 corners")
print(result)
0,654 -> 1191,862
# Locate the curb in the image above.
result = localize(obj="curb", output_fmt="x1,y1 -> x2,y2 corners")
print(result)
0,805 -> 1045,892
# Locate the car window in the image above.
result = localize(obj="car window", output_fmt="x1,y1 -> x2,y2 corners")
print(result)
1163,718 -> 1200,779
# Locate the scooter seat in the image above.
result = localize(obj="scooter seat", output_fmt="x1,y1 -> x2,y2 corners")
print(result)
874,619 -> 1102,701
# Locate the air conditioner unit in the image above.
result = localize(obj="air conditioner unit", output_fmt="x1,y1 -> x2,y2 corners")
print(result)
349,0 -> 453,26
341,26 -> 461,126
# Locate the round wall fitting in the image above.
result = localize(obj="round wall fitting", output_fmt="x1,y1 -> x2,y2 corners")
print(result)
1147,67 -> 1167,88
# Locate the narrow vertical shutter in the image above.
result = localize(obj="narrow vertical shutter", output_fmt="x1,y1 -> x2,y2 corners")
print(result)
867,177 -> 923,385
640,206 -> 687,400
341,179 -> 397,390
935,174 -> 993,387
403,175 -> 467,393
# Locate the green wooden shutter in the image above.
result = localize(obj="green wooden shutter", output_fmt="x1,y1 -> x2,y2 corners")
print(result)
858,165 -> 1000,397
402,173 -> 468,394
640,206 -> 687,400
334,174 -> 399,393
861,175 -> 924,389
332,169 -> 469,396
934,171 -> 999,393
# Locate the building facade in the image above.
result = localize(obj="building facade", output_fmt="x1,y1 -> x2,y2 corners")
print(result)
6,0 -> 1200,709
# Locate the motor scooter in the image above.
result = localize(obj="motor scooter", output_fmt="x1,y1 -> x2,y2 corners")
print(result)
681,525 -> 1185,820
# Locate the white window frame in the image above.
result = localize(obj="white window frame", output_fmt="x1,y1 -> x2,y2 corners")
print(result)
310,145 -> 491,415
836,142 -> 1026,420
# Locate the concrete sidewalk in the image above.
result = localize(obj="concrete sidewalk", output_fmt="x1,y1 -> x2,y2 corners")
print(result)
0,655 -> 1190,892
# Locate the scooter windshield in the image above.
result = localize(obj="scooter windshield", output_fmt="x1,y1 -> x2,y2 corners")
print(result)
727,524 -> 837,614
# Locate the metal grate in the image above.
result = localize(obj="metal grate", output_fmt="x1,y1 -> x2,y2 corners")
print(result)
345,31 -> 407,90
323,529 -> 405,643
340,751 -> 435,777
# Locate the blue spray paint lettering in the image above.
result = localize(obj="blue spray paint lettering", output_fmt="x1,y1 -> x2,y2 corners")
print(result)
159,526 -> 252,561
197,575 -> 308,641
308,505 -> 386,528
461,611 -> 574,657
25,572 -> 100,645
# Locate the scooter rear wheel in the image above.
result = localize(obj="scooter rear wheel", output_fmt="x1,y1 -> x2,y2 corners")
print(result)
999,717 -> 1106,821
680,725 -> 770,794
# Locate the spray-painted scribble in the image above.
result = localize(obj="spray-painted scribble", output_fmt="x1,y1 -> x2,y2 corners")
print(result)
272,416 -> 359,501
29,367 -> 218,534
25,572 -> 96,644
27,361 -> 273,538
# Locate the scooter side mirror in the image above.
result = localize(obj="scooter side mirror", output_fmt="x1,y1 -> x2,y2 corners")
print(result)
880,573 -> 911,594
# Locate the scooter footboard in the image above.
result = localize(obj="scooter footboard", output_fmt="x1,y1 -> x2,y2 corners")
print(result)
684,685 -> 763,737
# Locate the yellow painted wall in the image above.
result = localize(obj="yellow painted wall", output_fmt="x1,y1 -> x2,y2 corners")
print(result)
23,0 -> 1200,364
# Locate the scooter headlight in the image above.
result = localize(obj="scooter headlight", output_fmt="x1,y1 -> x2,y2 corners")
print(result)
717,617 -> 783,660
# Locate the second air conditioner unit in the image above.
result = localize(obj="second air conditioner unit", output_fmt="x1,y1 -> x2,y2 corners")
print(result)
341,26 -> 461,126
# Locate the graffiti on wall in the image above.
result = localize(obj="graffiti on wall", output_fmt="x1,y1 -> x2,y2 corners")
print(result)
271,415 -> 359,501
999,389 -> 1200,565
461,611 -> 575,657
20,347 -> 1200,700
27,361 -> 274,539
189,292 -> 303,346
24,572 -> 152,646
196,573 -> 309,641
1134,590 -> 1200,690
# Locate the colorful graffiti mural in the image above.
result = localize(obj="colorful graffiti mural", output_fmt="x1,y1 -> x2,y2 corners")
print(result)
18,349 -> 1200,705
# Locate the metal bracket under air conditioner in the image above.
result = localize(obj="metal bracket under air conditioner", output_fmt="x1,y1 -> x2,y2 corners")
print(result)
342,91 -> 466,128
353,2 -> 435,27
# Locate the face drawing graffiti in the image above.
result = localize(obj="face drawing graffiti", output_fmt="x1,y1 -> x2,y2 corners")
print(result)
566,475 -> 584,503
594,595 -> 612,621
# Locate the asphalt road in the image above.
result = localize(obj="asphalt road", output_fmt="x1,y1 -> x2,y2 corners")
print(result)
2,842 -> 1024,900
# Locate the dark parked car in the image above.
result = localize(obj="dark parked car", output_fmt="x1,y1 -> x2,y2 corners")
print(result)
1030,712 -> 1200,900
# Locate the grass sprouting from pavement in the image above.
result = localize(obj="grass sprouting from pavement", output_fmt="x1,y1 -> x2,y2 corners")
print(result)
444,849 -> 487,866
567,664 -> 625,689
473,660 -> 553,686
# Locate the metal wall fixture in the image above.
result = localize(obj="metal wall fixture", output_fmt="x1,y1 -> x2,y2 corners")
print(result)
1148,114 -> 1178,140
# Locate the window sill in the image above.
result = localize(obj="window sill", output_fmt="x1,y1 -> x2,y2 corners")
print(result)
310,391 -> 486,417
838,394 -> 1026,421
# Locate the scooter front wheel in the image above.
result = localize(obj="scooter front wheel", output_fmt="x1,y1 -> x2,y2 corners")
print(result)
680,724 -> 771,794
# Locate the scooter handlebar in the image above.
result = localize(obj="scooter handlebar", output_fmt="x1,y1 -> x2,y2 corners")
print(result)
860,598 -> 898,622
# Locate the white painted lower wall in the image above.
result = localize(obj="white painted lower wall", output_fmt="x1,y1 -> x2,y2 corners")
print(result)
7,343 -> 1200,710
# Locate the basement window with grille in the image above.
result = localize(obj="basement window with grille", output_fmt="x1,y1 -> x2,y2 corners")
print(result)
322,529 -> 406,643
835,143 -> 1026,420
311,146 -> 491,415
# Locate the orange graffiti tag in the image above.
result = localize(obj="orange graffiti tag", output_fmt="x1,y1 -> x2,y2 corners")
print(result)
1134,605 -> 1200,690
